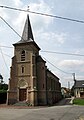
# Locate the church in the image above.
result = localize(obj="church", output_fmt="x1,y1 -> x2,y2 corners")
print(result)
7,15 -> 62,106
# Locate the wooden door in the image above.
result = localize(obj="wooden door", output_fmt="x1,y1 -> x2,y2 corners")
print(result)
19,89 -> 27,101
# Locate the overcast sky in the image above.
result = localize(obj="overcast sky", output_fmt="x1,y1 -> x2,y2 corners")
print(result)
0,0 -> 84,88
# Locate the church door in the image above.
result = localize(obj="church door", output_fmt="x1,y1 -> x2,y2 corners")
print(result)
19,89 -> 27,101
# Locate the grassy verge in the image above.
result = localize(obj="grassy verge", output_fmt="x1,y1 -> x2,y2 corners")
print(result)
73,98 -> 84,105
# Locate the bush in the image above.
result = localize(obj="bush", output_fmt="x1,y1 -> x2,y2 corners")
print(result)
0,90 -> 7,104
0,84 -> 8,90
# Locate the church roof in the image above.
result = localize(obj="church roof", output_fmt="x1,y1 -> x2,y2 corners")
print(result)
36,55 -> 46,63
13,15 -> 40,50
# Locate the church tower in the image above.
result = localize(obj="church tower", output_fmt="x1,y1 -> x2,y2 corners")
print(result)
7,14 -> 62,106
7,15 -> 40,105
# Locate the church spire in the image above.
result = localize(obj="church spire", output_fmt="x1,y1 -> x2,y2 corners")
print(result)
13,14 -> 40,51
21,15 -> 34,41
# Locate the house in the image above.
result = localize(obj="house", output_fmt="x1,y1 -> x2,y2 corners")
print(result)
61,87 -> 71,98
74,80 -> 84,98
7,15 -> 62,106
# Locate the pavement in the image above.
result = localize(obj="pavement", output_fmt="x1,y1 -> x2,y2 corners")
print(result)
0,98 -> 84,120
0,98 -> 73,109
0,103 -> 84,120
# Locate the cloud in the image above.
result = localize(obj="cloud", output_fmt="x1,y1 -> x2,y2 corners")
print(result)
12,11 -> 27,34
12,0 -> 53,33
35,31 -> 67,48
0,8 -> 9,19
12,0 -> 23,7
0,26 -> 4,32
29,0 -> 53,25
59,60 -> 84,67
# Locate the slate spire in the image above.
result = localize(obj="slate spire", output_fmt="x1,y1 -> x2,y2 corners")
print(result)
13,14 -> 40,51
21,15 -> 34,41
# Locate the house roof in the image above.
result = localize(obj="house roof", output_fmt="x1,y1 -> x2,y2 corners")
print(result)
61,87 -> 70,92
74,80 -> 84,88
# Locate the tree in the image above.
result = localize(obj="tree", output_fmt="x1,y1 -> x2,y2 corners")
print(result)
0,74 -> 4,84
0,74 -> 8,90
0,74 -> 8,104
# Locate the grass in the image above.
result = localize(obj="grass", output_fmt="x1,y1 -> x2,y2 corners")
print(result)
73,98 -> 84,105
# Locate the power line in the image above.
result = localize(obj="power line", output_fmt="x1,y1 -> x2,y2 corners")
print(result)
0,16 -> 22,39
0,17 -> 10,70
0,52 -> 11,57
0,16 -> 40,58
0,16 -> 72,75
0,47 -> 9,70
1,45 -> 84,57
0,16 -> 74,75
41,50 -> 84,57
0,45 -> 13,48
0,5 -> 84,24
0,16 -> 22,71
29,11 -> 84,24
0,15 -> 36,50
42,56 -> 72,75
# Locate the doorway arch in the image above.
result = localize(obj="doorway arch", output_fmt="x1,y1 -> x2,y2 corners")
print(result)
18,79 -> 28,101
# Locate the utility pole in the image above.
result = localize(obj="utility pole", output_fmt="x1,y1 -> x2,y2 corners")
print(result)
68,81 -> 70,89
72,73 -> 76,81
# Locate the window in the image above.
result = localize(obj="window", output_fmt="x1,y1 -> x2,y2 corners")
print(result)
32,55 -> 35,64
43,84 -> 44,89
32,65 -> 36,76
21,66 -> 24,73
21,50 -> 25,61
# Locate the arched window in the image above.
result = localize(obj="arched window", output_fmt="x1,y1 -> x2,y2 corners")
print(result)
21,50 -> 25,61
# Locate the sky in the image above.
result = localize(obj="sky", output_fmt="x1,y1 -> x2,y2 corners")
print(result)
0,0 -> 84,88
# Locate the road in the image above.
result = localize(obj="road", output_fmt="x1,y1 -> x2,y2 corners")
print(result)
0,104 -> 84,120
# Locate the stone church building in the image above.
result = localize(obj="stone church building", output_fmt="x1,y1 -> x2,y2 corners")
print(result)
7,15 -> 62,106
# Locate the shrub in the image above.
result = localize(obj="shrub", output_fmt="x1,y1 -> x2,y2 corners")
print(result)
0,90 -> 7,104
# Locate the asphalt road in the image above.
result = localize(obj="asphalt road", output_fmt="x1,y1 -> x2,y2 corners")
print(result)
0,105 -> 84,120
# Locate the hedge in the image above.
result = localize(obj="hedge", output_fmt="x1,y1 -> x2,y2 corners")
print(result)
0,90 -> 7,104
